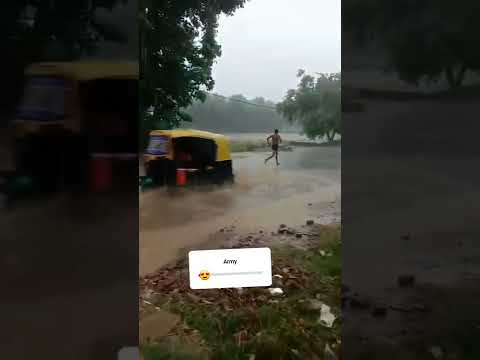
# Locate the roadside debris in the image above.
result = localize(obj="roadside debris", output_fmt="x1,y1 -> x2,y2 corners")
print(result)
429,346 -> 444,359
348,294 -> 372,310
144,289 -> 154,301
397,274 -> 415,287
306,219 -> 315,226
272,275 -> 284,287
140,311 -> 181,343
389,304 -> 411,313
389,303 -> 429,313
372,305 -> 388,317
291,349 -> 300,357
412,303 -> 428,312
324,343 -> 337,360
268,288 -> 284,296
307,299 -> 324,311
319,303 -> 336,328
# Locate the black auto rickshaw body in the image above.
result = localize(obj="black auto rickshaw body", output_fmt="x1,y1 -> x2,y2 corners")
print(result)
12,61 -> 138,193
143,129 -> 234,186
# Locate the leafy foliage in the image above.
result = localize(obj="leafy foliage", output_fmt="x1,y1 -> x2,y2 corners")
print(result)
140,0 -> 247,146
3,0 -> 127,61
1,1 -> 127,117
343,0 -> 480,88
277,71 -> 341,141
186,94 -> 287,132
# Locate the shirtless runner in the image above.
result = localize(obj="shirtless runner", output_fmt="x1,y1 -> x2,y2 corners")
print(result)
265,129 -> 282,166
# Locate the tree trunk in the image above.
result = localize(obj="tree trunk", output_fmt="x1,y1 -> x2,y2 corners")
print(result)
446,65 -> 467,89
455,65 -> 467,87
327,131 -> 335,142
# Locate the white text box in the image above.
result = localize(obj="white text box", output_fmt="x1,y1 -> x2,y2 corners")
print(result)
189,248 -> 272,289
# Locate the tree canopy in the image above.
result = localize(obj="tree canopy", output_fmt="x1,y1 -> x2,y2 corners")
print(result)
186,94 -> 287,133
3,0 -> 127,62
1,0 -> 127,117
343,0 -> 480,88
140,0 -> 247,143
277,71 -> 341,142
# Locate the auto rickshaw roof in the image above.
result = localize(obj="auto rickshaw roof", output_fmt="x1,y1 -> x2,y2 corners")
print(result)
150,129 -> 229,142
25,61 -> 139,81
149,129 -> 232,161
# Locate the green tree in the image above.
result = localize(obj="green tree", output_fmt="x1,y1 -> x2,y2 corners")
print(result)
343,0 -> 480,88
139,0 -> 247,146
3,1 -> 127,62
277,71 -> 341,142
1,1 -> 127,117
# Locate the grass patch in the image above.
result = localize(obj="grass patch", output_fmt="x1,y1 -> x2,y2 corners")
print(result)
142,338 -> 208,360
230,140 -> 294,153
230,140 -> 267,153
142,226 -> 341,360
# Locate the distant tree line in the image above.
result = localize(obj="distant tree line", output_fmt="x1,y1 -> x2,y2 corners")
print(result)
185,94 -> 288,133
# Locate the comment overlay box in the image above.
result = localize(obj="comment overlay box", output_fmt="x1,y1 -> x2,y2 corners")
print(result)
189,248 -> 272,289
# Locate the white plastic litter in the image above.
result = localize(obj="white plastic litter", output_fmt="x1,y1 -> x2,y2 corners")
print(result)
430,346 -> 444,359
268,288 -> 284,296
318,303 -> 336,328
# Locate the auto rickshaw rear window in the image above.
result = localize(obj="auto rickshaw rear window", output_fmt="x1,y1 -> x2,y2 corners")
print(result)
146,136 -> 169,155
16,76 -> 70,121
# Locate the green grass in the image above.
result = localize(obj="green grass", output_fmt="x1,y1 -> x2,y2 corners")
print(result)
229,140 -> 294,153
142,339 -> 208,360
142,227 -> 341,360
230,140 -> 267,153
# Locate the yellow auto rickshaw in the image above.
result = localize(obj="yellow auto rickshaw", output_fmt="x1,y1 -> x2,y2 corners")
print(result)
13,61 -> 138,192
143,129 -> 234,186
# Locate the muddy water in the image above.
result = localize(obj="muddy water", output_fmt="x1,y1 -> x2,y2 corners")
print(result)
139,146 -> 341,275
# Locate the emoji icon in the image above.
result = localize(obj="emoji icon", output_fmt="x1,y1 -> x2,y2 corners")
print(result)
198,270 -> 210,280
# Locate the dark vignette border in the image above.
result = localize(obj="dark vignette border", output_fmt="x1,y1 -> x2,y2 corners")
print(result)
0,2 -> 139,359
342,1 -> 480,359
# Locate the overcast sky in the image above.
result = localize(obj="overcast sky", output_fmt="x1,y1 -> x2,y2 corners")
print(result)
212,0 -> 341,103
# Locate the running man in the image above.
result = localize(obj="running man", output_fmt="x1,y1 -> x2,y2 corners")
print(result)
265,129 -> 282,166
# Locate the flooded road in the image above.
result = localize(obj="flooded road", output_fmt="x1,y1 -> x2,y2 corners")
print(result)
139,146 -> 341,275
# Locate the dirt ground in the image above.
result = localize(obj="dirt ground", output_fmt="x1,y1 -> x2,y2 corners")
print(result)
139,223 -> 341,359
341,92 -> 480,359
0,192 -> 138,359
341,155 -> 480,359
